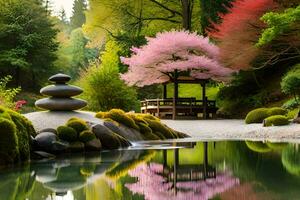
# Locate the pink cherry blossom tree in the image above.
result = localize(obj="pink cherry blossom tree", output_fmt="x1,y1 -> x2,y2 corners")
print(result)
121,30 -> 235,87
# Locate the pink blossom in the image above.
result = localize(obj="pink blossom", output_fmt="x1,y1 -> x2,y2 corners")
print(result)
125,162 -> 240,200
121,30 -> 235,87
15,100 -> 27,111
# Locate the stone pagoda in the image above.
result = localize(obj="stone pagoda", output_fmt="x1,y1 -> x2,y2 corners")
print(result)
35,73 -> 87,111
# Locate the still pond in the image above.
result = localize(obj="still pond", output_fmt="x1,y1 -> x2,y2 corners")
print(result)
1,140 -> 300,200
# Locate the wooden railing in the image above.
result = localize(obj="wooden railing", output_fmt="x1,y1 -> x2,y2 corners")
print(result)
140,98 -> 217,119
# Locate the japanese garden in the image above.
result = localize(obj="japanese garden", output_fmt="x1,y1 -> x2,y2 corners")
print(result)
0,0 -> 299,199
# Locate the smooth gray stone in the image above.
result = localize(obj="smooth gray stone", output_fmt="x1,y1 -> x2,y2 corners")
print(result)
34,132 -> 58,149
51,141 -> 69,152
33,151 -> 56,159
85,138 -> 102,151
92,123 -> 114,137
38,128 -> 57,135
49,73 -> 71,83
40,84 -> 83,97
35,97 -> 87,111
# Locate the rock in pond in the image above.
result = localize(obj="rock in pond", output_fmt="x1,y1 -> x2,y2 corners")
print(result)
34,132 -> 58,150
92,124 -> 131,149
37,128 -> 57,135
104,121 -> 143,141
85,138 -> 102,151
69,142 -> 85,152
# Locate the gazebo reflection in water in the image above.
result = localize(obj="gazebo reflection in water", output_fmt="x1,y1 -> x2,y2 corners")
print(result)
161,142 -> 216,194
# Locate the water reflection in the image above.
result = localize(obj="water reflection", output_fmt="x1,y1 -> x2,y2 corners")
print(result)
1,141 -> 300,199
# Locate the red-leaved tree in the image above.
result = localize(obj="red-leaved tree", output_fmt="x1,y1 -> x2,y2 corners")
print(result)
209,0 -> 276,70
121,30 -> 234,87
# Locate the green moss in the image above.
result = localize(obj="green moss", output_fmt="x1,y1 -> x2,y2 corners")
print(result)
66,118 -> 88,134
264,115 -> 290,126
287,108 -> 299,119
282,145 -> 300,176
0,118 -> 19,163
95,111 -> 109,119
136,122 -> 152,135
57,126 -> 78,142
137,113 -> 160,121
266,142 -> 288,150
143,118 -> 175,139
152,132 -> 166,140
267,107 -> 287,116
245,108 -> 270,124
108,109 -> 139,130
245,141 -> 272,153
79,130 -> 96,143
103,118 -> 119,126
142,132 -> 161,140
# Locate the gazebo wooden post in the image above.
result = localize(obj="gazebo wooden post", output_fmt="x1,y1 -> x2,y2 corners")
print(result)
172,70 -> 179,120
201,81 -> 207,119
163,84 -> 167,99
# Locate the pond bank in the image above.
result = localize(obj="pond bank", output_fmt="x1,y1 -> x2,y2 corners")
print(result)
162,119 -> 300,143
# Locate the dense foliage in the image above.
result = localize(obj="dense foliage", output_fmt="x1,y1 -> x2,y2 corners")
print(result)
78,40 -> 139,111
0,0 -> 58,89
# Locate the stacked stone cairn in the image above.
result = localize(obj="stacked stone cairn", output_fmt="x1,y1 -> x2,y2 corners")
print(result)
35,73 -> 87,111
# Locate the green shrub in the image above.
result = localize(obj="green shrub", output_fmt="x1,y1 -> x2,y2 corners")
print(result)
245,108 -> 269,124
281,71 -> 300,102
245,141 -> 272,153
267,107 -> 287,116
0,118 -> 19,163
0,76 -> 21,110
79,130 -> 96,143
283,99 -> 300,110
264,115 -> 290,127
57,126 -> 78,142
108,109 -> 139,130
66,118 -> 88,134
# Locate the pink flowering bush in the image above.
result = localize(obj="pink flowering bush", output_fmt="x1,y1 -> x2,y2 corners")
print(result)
121,30 -> 235,87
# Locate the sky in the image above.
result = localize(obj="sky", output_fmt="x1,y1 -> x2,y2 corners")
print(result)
51,0 -> 74,19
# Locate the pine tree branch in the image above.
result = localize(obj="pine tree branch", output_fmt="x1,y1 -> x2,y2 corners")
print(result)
148,0 -> 183,17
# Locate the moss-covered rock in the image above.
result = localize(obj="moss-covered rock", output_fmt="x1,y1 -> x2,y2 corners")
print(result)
0,118 -> 19,164
95,111 -> 109,119
57,126 -> 77,142
245,108 -> 270,124
267,107 -> 287,116
245,141 -> 272,153
79,130 -> 96,143
66,118 -> 88,134
108,109 -> 139,130
143,118 -> 176,139
264,115 -> 290,127
69,141 -> 85,152
0,107 -> 35,163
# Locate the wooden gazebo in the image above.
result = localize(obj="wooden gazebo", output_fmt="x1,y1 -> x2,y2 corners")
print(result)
140,75 -> 218,120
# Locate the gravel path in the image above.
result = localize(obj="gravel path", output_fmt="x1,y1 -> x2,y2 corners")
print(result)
162,119 -> 300,143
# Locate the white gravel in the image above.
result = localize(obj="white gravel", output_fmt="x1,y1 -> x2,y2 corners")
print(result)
162,119 -> 300,143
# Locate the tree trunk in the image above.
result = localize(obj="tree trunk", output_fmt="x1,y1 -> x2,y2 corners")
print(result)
181,0 -> 193,30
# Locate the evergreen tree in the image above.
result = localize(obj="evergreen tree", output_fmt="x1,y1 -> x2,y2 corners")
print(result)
0,0 -> 58,89
70,0 -> 87,29
59,8 -> 68,24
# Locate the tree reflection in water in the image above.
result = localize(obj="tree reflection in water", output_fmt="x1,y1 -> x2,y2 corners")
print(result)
125,143 -> 239,200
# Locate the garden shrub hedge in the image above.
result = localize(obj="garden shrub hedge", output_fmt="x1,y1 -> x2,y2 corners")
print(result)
264,115 -> 290,126
245,107 -> 288,124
